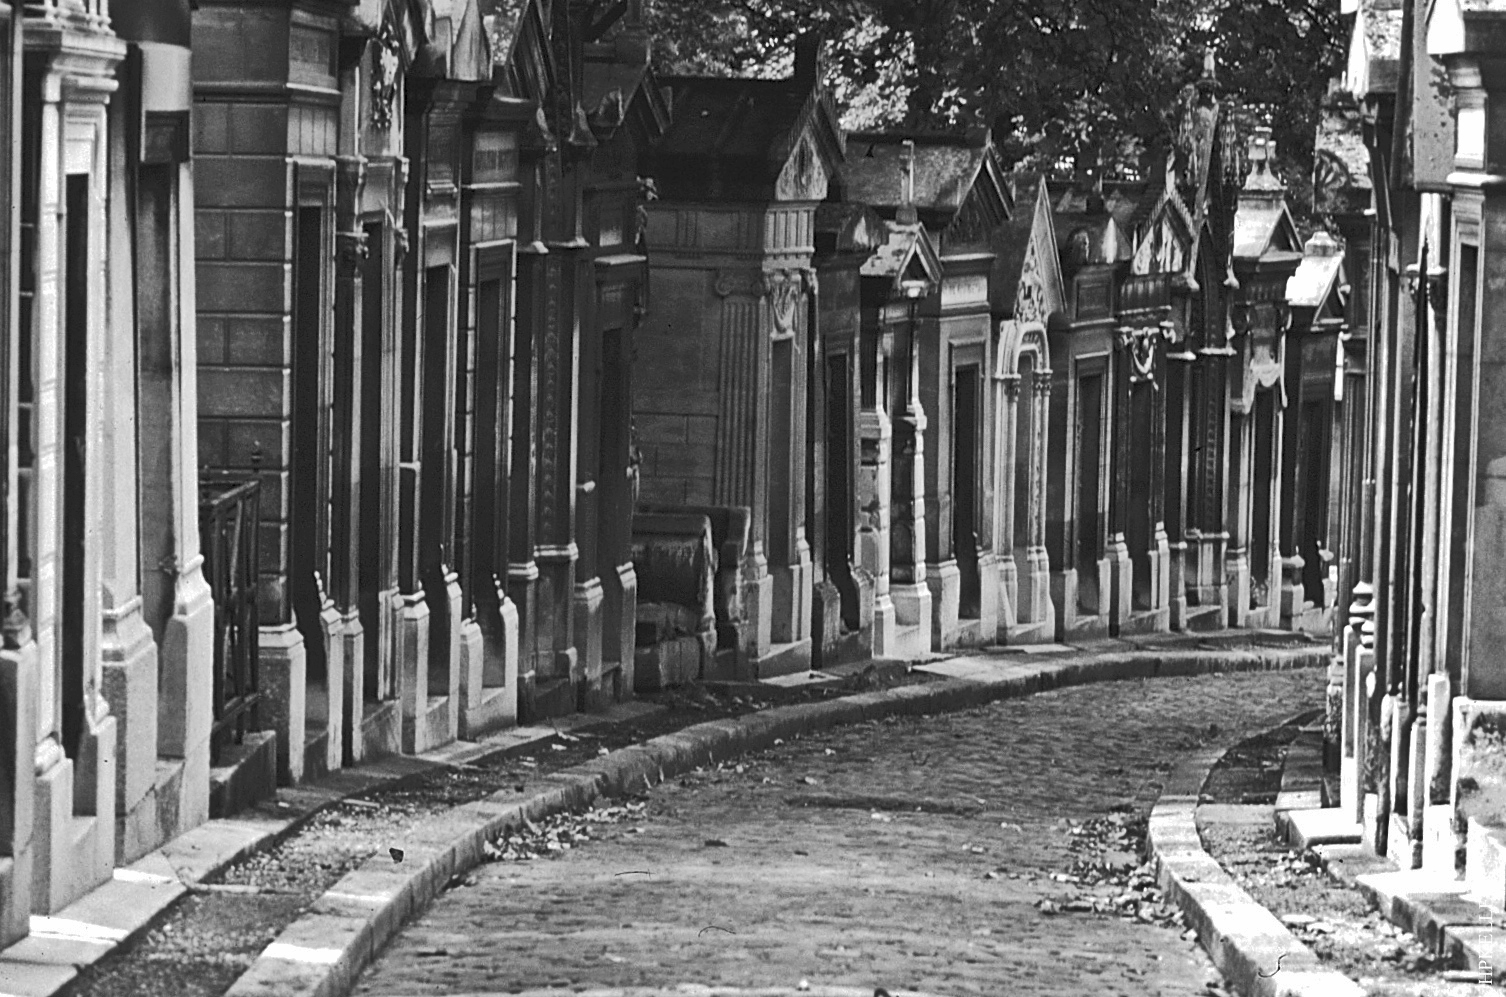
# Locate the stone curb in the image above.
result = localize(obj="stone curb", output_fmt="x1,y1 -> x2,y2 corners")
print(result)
222,642 -> 1326,997
1148,715 -> 1367,997
0,705 -> 665,997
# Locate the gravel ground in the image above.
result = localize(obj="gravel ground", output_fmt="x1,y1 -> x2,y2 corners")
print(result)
1199,726 -> 1484,997
69,671 -> 934,997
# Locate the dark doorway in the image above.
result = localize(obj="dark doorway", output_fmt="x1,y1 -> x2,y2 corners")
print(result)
61,174 -> 89,758
358,223 -> 387,702
769,337 -> 794,587
825,352 -> 858,630
1129,385 -> 1154,611
1446,244 -> 1480,676
136,165 -> 175,644
953,365 -> 980,620
291,206 -> 328,690
420,265 -> 452,697
598,325 -> 628,673
1012,357 -> 1034,617
1251,390 -> 1276,608
1076,373 -> 1103,614
1300,400 -> 1330,605
471,270 -> 512,690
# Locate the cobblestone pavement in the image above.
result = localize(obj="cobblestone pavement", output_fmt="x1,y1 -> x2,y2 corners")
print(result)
353,668 -> 1323,997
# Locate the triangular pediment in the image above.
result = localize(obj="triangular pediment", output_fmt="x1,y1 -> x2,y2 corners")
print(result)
773,92 -> 845,202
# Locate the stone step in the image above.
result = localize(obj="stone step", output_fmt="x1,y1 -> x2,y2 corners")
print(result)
1184,604 -> 1226,632
755,639 -> 812,679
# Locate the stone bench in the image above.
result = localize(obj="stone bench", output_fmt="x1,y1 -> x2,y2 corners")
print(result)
639,503 -> 752,656
630,512 -> 718,691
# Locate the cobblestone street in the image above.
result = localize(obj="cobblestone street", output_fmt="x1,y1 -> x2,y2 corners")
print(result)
352,668 -> 1322,997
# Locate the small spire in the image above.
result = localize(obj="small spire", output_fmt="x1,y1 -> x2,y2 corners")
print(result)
1202,46 -> 1218,84
898,139 -> 918,225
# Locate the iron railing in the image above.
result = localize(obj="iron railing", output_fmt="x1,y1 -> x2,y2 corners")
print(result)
199,475 -> 261,765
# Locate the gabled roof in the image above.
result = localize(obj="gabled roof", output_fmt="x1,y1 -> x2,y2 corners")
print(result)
1286,231 -> 1348,313
842,130 -> 991,216
992,175 -> 1064,321
816,202 -> 887,257
1234,130 -> 1303,261
861,219 -> 943,296
650,75 -> 845,201
583,41 -> 668,146
1050,182 -> 1131,268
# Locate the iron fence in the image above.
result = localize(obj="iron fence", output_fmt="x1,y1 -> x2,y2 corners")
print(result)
199,474 -> 261,765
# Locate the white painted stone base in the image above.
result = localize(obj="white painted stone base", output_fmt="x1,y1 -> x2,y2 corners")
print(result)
770,554 -> 813,645
976,552 -> 1000,645
339,612 -> 364,767
572,576 -> 605,703
33,710 -> 116,915
925,559 -> 961,649
456,616 -> 486,737
258,623 -> 306,784
101,610 -> 159,863
317,600 -> 345,776
396,593 -> 431,755
870,592 -> 900,657
613,562 -> 637,698
0,643 -> 37,944
1422,804 -> 1461,877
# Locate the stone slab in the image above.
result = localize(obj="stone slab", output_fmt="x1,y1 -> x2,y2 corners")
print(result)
1279,807 -> 1363,849
1150,719 -> 1368,997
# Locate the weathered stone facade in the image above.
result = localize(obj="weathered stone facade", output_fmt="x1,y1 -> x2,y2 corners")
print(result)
1330,0 -> 1506,900
0,7 -> 1352,957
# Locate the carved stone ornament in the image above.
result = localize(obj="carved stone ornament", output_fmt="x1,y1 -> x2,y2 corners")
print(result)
371,20 -> 402,130
777,136 -> 822,201
714,271 -> 763,298
766,272 -> 802,339
1116,321 -> 1176,386
1016,241 -> 1047,325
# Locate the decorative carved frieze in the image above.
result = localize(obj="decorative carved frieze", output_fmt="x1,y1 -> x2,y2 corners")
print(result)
1116,321 -> 1176,385
766,272 -> 801,340
370,19 -> 402,130
775,134 -> 826,202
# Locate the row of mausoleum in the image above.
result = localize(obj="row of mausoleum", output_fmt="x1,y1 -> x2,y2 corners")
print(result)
0,0 -> 1346,947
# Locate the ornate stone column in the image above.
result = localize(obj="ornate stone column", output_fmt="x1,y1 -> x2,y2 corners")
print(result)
711,269 -> 774,660
22,6 -> 124,911
888,300 -> 931,652
857,331 -> 897,654
1025,367 -> 1057,630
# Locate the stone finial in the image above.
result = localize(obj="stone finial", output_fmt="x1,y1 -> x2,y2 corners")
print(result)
898,139 -> 918,225
1305,229 -> 1342,257
1244,124 -> 1283,193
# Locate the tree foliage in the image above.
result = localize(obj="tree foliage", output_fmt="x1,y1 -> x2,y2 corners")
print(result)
642,0 -> 1344,184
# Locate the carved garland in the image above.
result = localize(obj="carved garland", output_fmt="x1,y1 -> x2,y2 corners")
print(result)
371,20 -> 403,130
1116,321 -> 1177,386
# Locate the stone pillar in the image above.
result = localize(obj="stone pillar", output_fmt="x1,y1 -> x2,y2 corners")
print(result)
857,403 -> 897,654
764,270 -> 813,652
1025,368 -> 1057,631
24,31 -> 123,911
712,278 -> 773,659
889,309 -> 932,655
996,373 -> 1021,636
